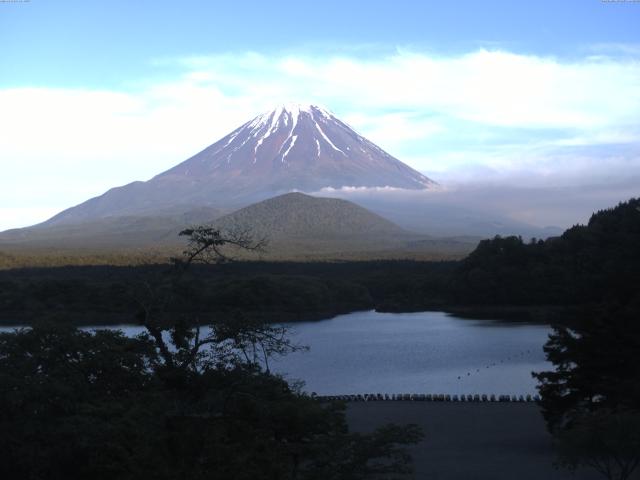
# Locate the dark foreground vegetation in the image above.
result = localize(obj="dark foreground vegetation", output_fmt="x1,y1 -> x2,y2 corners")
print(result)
0,322 -> 422,479
526,198 -> 640,480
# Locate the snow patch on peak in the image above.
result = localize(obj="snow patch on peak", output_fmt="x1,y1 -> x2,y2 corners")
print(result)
281,135 -> 298,162
247,104 -> 336,133
273,103 -> 335,119
314,122 -> 346,156
280,102 -> 314,114
252,103 -> 345,158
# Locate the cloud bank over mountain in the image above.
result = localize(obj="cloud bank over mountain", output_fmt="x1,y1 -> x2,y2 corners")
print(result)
316,175 -> 640,231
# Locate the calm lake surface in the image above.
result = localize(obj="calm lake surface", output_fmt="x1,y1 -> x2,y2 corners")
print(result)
273,311 -> 551,395
0,311 -> 552,395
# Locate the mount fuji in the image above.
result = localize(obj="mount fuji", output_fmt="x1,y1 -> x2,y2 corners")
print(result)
0,104 -> 557,254
44,104 -> 436,226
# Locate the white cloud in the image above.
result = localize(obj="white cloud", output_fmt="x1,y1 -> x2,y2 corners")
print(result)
1,47 -> 639,230
342,112 -> 445,149
170,48 -> 640,133
0,207 -> 62,231
313,177 -> 640,230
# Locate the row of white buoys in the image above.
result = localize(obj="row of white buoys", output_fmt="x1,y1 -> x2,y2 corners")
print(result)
313,393 -> 540,403
457,349 -> 534,380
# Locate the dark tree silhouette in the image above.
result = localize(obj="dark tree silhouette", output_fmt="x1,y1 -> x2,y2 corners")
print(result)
533,301 -> 640,431
554,409 -> 640,480
177,225 -> 268,266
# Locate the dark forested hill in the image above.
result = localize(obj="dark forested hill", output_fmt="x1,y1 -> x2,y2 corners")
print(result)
213,192 -> 406,238
451,198 -> 640,307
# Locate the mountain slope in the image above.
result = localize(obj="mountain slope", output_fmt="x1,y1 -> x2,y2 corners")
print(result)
213,192 -> 406,240
0,192 -> 479,262
0,207 -> 225,248
345,195 -> 564,238
209,192 -> 476,260
44,104 -> 436,226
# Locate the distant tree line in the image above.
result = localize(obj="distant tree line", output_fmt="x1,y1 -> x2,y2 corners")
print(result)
0,260 -> 456,326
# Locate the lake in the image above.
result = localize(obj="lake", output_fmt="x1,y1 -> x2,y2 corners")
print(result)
0,310 -> 552,396
272,311 -> 551,396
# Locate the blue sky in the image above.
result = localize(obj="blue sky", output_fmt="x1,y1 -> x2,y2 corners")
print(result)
3,0 -> 639,89
1,0 -> 639,229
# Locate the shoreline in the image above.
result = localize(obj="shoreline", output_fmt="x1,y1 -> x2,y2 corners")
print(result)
316,393 -> 540,403
0,304 -> 575,327
347,402 -> 603,480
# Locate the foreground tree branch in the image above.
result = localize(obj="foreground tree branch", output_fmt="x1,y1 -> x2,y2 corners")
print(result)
176,225 -> 268,266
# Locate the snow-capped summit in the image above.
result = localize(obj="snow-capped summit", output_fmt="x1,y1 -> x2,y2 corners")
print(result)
160,103 -> 435,186
43,104 -> 437,225
250,103 -> 333,128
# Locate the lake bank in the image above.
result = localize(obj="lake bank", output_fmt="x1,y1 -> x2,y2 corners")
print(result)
347,402 -> 602,480
0,260 -> 587,328
0,303 -> 572,327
